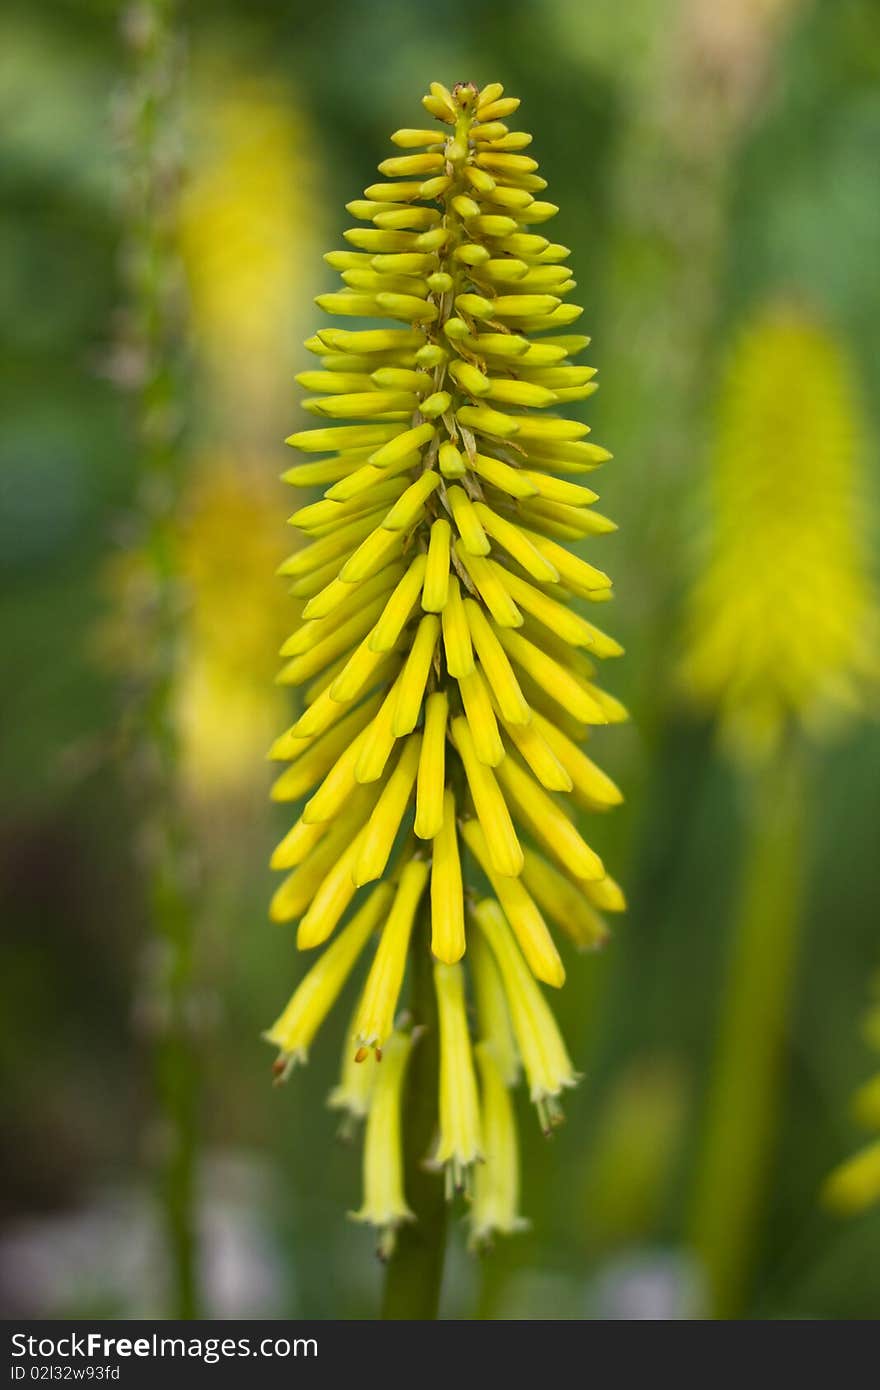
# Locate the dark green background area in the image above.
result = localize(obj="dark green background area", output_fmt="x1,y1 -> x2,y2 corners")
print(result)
1,0 -> 879,1320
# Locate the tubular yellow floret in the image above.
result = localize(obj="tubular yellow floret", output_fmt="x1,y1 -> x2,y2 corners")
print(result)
265,884 -> 393,1072
473,899 -> 577,1130
350,1029 -> 415,1257
434,962 -> 483,1188
265,78 -> 627,1247
354,858 -> 429,1054
470,1042 -> 528,1247
470,929 -> 519,1086
431,789 -> 465,963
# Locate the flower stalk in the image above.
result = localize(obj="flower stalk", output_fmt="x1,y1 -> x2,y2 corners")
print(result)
118,0 -> 199,1318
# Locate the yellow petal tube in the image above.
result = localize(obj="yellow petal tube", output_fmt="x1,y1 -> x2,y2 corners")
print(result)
473,898 -> 577,1131
520,847 -> 610,951
461,819 -> 564,987
354,734 -> 422,886
414,690 -> 448,840
495,754 -> 604,882
469,1042 -> 528,1247
354,859 -> 429,1054
458,666 -> 505,767
434,962 -> 482,1190
266,79 -> 627,1247
328,1004 -> 378,1126
368,554 -> 427,652
451,716 -> 523,878
265,884 -> 393,1073
470,929 -> 519,1086
350,1029 -> 415,1257
392,613 -> 440,735
422,518 -> 452,612
440,576 -> 474,678
430,789 -> 465,963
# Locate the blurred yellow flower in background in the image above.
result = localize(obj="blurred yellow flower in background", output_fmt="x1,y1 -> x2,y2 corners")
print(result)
168,69 -> 320,804
824,973 -> 880,1215
178,70 -> 321,437
680,304 -> 878,762
173,462 -> 290,804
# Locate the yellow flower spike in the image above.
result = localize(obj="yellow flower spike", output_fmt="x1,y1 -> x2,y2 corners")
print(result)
458,666 -> 505,766
434,962 -> 482,1189
431,790 -> 465,963
470,1042 -> 528,1248
441,576 -> 475,678
355,859 -> 429,1055
350,1029 -> 415,1257
267,80 -> 626,1246
680,305 -> 879,763
266,884 -> 394,1073
473,899 -> 577,1131
461,819 -> 564,988
368,554 -> 428,653
414,690 -> 448,840
392,613 -> 441,736
354,734 -> 422,886
422,518 -> 452,612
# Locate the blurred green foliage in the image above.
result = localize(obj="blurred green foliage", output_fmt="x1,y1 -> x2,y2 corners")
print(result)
1,0 -> 879,1320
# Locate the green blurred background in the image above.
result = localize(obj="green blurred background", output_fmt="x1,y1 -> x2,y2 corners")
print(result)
1,0 -> 879,1320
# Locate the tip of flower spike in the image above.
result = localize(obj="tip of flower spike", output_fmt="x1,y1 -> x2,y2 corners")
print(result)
452,81 -> 479,110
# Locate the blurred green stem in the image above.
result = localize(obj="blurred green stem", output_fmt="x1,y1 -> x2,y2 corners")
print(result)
689,742 -> 807,1318
122,0 -> 199,1318
381,912 -> 447,1319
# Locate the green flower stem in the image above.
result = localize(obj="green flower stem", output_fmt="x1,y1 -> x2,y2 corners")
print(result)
689,742 -> 807,1318
121,0 -> 199,1319
381,909 -> 448,1320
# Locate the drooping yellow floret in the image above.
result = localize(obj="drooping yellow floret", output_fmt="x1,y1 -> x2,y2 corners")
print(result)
264,80 -> 627,1248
